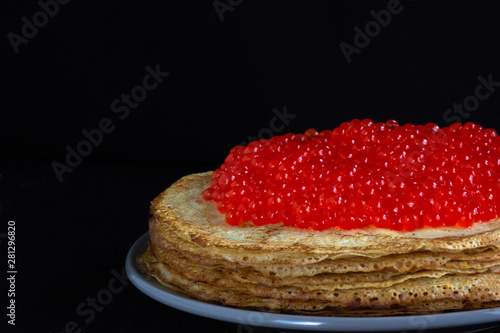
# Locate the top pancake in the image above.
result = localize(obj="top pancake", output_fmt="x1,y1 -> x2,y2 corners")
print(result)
149,171 -> 500,259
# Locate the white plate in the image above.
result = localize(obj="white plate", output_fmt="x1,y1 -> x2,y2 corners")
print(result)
126,232 -> 500,332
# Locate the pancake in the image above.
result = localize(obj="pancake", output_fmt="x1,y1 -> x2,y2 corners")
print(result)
151,237 -> 500,276
148,244 -> 500,290
149,172 -> 500,256
137,246 -> 500,315
137,171 -> 500,316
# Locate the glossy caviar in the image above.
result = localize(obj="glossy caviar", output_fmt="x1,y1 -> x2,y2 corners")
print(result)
202,119 -> 500,231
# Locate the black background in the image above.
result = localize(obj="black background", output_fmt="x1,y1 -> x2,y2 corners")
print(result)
2,1 -> 500,332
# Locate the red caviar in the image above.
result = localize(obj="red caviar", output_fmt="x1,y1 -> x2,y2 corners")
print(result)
202,119 -> 500,231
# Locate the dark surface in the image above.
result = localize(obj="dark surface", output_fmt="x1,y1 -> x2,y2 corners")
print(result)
2,1 -> 500,332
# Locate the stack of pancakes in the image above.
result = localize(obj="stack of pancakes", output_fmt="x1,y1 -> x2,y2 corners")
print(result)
137,171 -> 500,316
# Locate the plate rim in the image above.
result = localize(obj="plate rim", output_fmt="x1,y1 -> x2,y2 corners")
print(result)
126,232 -> 500,332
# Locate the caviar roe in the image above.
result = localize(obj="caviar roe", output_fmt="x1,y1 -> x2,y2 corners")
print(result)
202,119 -> 500,231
